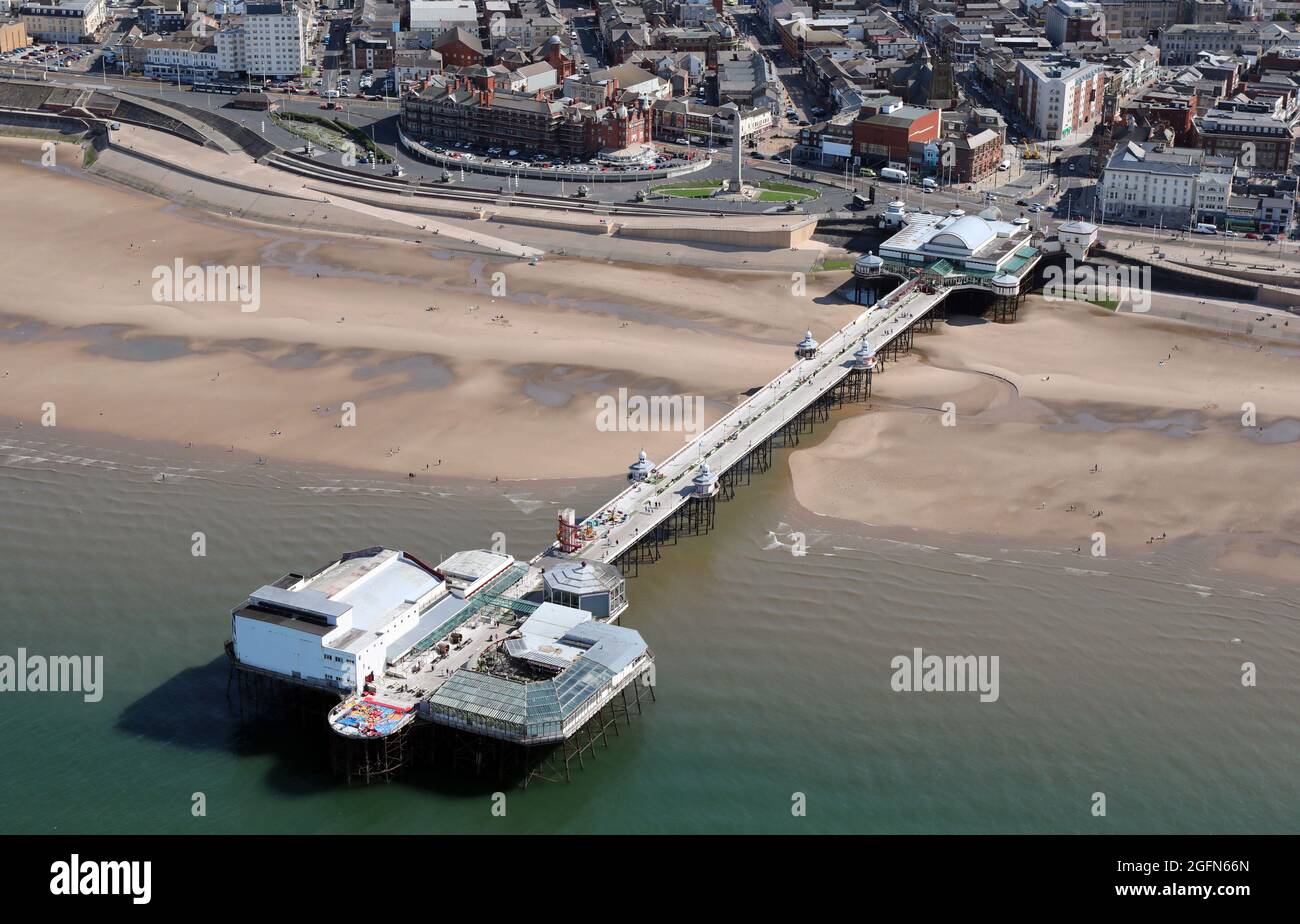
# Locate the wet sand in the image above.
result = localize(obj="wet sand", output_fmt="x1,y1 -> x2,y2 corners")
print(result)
789,298 -> 1300,582
0,138 -> 858,480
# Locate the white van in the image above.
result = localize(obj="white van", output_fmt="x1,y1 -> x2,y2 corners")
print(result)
921,177 -> 937,190
1193,222 -> 1218,234
997,159 -> 1010,171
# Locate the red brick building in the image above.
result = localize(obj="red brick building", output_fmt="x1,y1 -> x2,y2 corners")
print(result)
349,32 -> 395,71
948,128 -> 1002,183
1120,90 -> 1198,148
852,103 -> 941,165
433,27 -> 485,69
402,79 -> 651,157
537,34 -> 575,81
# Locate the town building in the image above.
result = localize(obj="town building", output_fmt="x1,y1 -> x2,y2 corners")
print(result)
393,48 -> 444,82
18,0 -> 105,42
484,0 -> 566,51
215,1 -> 309,79
0,16 -> 29,52
348,31 -> 396,71
401,76 -> 653,157
1044,0 -> 1104,48
1121,89 -> 1199,148
1198,101 -> 1296,173
136,0 -> 187,34
944,127 -> 1003,184
583,62 -> 670,98
432,25 -> 485,68
716,48 -> 771,108
653,97 -> 772,142
1099,139 -> 1236,228
407,0 -> 477,34
1159,21 -> 1300,67
1014,54 -> 1106,140
126,34 -> 219,81
852,98 -> 942,168
1094,0 -> 1180,40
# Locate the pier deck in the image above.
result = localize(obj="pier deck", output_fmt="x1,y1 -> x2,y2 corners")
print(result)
541,274 -> 951,564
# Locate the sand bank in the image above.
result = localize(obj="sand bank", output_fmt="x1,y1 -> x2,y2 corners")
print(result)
789,298 -> 1300,581
0,139 -> 859,480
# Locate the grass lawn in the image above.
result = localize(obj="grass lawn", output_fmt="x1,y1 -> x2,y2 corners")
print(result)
652,179 -> 818,202
653,181 -> 723,198
756,180 -> 817,202
272,114 -> 352,153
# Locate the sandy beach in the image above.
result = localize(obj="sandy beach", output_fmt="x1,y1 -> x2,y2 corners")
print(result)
789,297 -> 1300,581
0,138 -> 857,480
5,133 -> 1299,581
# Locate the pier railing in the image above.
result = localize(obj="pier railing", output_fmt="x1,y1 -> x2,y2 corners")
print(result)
542,272 -> 937,558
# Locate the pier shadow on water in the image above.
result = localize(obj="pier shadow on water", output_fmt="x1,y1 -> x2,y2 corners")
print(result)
115,657 -> 538,798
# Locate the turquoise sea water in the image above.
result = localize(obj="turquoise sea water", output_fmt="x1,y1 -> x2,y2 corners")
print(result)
1,431 -> 1297,834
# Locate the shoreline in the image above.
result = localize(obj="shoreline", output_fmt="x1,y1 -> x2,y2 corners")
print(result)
788,298 -> 1300,587
0,137 -> 859,483
5,414 -> 1296,595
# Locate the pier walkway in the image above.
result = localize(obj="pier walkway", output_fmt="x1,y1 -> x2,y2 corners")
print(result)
534,271 -> 967,569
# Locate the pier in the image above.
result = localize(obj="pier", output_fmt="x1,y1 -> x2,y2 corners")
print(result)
226,221 -> 1064,786
537,255 -> 1034,577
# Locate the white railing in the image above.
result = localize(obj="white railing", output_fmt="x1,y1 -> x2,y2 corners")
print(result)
558,274 -> 926,547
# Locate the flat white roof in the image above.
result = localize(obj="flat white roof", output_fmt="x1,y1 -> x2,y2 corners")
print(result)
329,552 -> 442,632
880,212 -> 1027,261
436,549 -> 515,584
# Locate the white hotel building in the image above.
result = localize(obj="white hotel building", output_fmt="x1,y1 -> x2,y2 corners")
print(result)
19,0 -> 105,42
216,0 -> 309,79
1014,55 -> 1106,141
1099,140 -> 1236,228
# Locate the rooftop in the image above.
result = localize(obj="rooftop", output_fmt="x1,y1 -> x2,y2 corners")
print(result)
879,210 -> 1035,274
